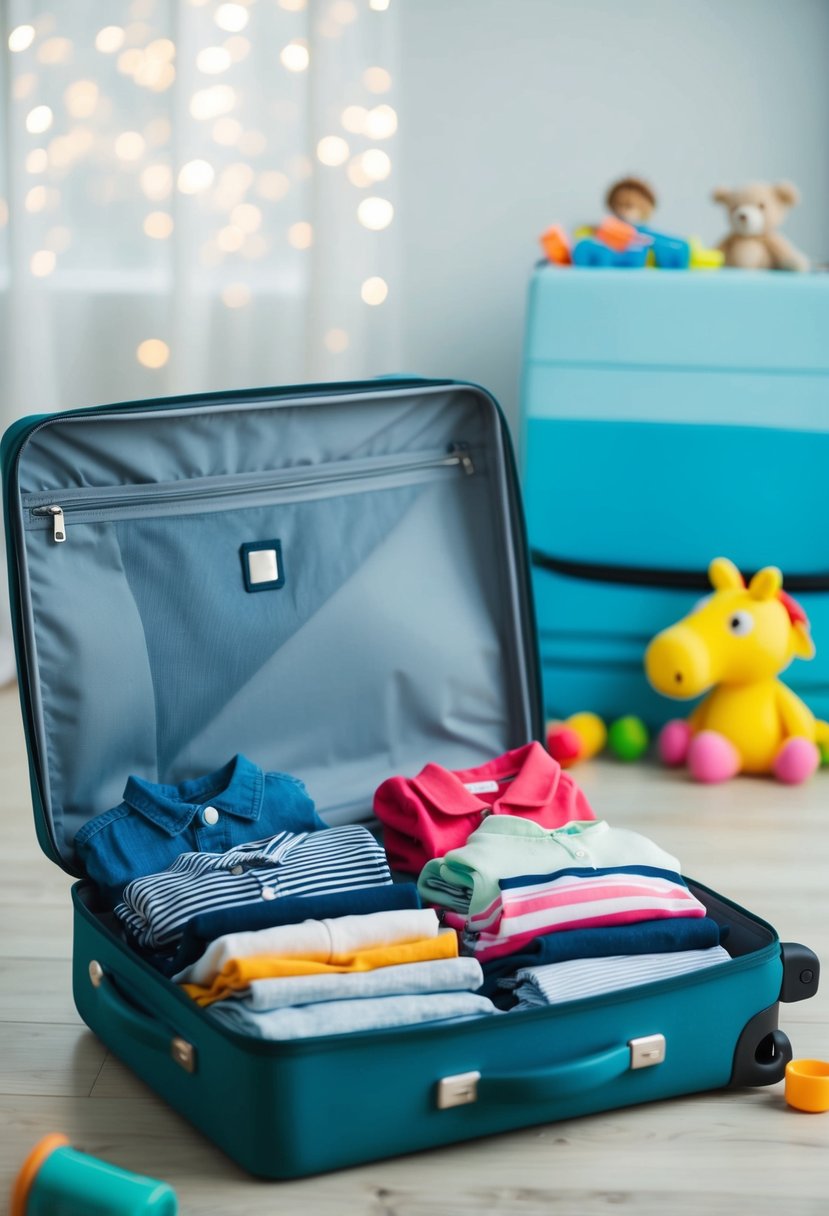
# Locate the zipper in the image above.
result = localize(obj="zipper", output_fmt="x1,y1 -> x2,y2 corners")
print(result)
530,549 -> 829,595
30,443 -> 476,543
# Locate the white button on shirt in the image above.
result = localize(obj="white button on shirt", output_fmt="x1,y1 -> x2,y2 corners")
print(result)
202,806 -> 220,826
261,886 -> 277,901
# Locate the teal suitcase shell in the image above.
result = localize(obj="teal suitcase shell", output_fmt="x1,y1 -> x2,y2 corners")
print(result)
2,380 -> 818,1179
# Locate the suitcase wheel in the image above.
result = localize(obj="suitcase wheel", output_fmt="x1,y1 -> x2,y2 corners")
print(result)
730,1005 -> 792,1087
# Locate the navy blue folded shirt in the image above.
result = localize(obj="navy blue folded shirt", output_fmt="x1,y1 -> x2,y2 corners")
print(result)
141,882 -> 423,976
75,754 -> 325,905
478,915 -> 726,1000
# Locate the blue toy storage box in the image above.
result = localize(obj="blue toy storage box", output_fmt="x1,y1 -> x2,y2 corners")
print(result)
521,267 -> 829,726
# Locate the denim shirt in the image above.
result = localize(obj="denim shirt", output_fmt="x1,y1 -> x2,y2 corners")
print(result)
74,754 -> 325,905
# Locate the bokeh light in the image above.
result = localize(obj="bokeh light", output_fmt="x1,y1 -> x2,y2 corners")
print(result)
197,46 -> 232,74
222,282 -> 252,308
317,136 -> 349,166
26,105 -> 54,135
212,117 -> 243,146
30,250 -> 56,277
215,4 -> 249,33
136,338 -> 170,368
324,328 -> 349,353
363,67 -> 391,93
26,148 -> 48,174
231,202 -> 262,232
64,81 -> 99,119
37,38 -> 73,66
330,1 -> 358,22
177,159 -> 215,192
287,221 -> 313,249
361,276 -> 388,305
190,85 -> 236,120
25,186 -> 47,213
341,105 -> 367,134
357,196 -> 394,230
9,25 -> 36,53
257,170 -> 290,201
280,41 -> 309,72
364,104 -> 397,139
115,131 -> 146,161
143,211 -> 174,239
95,26 -> 125,53
140,163 -> 173,200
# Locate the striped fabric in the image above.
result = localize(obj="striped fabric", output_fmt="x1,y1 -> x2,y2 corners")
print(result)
442,866 -> 707,962
505,947 -> 733,1008
115,825 -> 391,951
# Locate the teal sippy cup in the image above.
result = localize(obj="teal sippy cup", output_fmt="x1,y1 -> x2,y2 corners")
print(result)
11,1134 -> 178,1216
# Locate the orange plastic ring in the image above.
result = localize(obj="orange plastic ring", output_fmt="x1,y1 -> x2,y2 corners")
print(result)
10,1133 -> 70,1216
785,1059 -> 829,1113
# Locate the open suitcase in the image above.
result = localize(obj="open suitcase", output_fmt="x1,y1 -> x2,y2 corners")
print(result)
2,378 -> 820,1180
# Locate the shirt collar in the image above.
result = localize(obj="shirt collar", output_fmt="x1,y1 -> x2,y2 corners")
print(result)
410,742 -> 564,817
123,754 -> 265,836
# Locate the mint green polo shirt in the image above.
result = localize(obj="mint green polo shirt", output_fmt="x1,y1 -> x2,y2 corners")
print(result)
417,817 -> 680,917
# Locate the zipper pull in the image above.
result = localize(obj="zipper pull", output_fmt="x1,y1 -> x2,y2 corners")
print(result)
450,443 -> 475,476
33,505 -> 67,543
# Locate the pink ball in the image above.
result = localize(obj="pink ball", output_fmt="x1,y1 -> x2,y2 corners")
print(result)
687,731 -> 741,784
773,738 -> 820,785
546,725 -> 581,764
658,719 -> 692,766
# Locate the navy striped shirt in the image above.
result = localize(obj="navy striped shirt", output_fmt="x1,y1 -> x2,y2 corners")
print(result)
114,826 -> 391,951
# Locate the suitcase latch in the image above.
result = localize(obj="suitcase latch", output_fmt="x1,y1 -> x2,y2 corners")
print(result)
629,1034 -> 666,1070
436,1070 -> 480,1109
171,1036 -> 197,1074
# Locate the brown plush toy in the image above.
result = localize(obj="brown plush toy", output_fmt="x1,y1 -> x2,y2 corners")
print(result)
605,176 -> 657,225
712,181 -> 809,271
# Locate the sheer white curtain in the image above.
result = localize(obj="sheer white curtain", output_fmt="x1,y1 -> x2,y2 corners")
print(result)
0,0 -> 399,672
0,0 -> 400,424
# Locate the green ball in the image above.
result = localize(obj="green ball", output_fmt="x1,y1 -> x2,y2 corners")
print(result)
819,739 -> 829,767
608,715 -> 650,762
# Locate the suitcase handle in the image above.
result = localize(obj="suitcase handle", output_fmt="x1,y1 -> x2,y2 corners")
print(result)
479,1042 -> 633,1105
89,963 -> 197,1073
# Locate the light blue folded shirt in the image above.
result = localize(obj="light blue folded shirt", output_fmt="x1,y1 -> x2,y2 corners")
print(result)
505,946 -> 732,1008
238,956 -> 485,1011
209,991 -> 500,1039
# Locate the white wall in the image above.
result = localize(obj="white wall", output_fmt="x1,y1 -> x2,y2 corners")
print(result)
394,0 -> 829,427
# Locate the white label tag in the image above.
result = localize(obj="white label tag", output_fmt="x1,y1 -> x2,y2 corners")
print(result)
463,780 -> 499,795
248,548 -> 279,584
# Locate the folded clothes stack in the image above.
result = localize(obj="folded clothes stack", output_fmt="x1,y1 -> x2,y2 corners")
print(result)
378,752 -> 732,1008
74,747 -> 734,1037
173,908 -> 498,1036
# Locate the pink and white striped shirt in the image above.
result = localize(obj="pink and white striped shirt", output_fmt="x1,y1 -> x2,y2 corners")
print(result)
443,866 -> 706,962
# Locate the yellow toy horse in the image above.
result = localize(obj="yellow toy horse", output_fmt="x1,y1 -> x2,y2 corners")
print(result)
645,557 -> 829,784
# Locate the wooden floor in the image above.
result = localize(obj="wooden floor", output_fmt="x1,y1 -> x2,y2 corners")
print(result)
1,685 -> 828,1215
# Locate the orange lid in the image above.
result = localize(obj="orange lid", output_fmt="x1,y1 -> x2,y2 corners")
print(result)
785,1059 -> 829,1112
10,1133 -> 70,1216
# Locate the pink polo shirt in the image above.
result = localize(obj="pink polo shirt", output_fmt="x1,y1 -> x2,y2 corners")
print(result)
373,742 -> 595,874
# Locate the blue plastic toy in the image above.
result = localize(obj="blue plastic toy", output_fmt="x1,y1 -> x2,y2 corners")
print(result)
636,225 -> 691,269
11,1135 -> 178,1216
572,238 -> 650,268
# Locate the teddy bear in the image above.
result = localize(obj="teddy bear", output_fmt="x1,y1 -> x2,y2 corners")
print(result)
712,181 -> 809,271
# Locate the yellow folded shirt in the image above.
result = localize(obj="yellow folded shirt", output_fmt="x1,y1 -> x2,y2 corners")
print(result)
183,930 -> 459,1006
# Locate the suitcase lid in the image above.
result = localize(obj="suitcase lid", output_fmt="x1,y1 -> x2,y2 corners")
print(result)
2,378 -> 542,874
